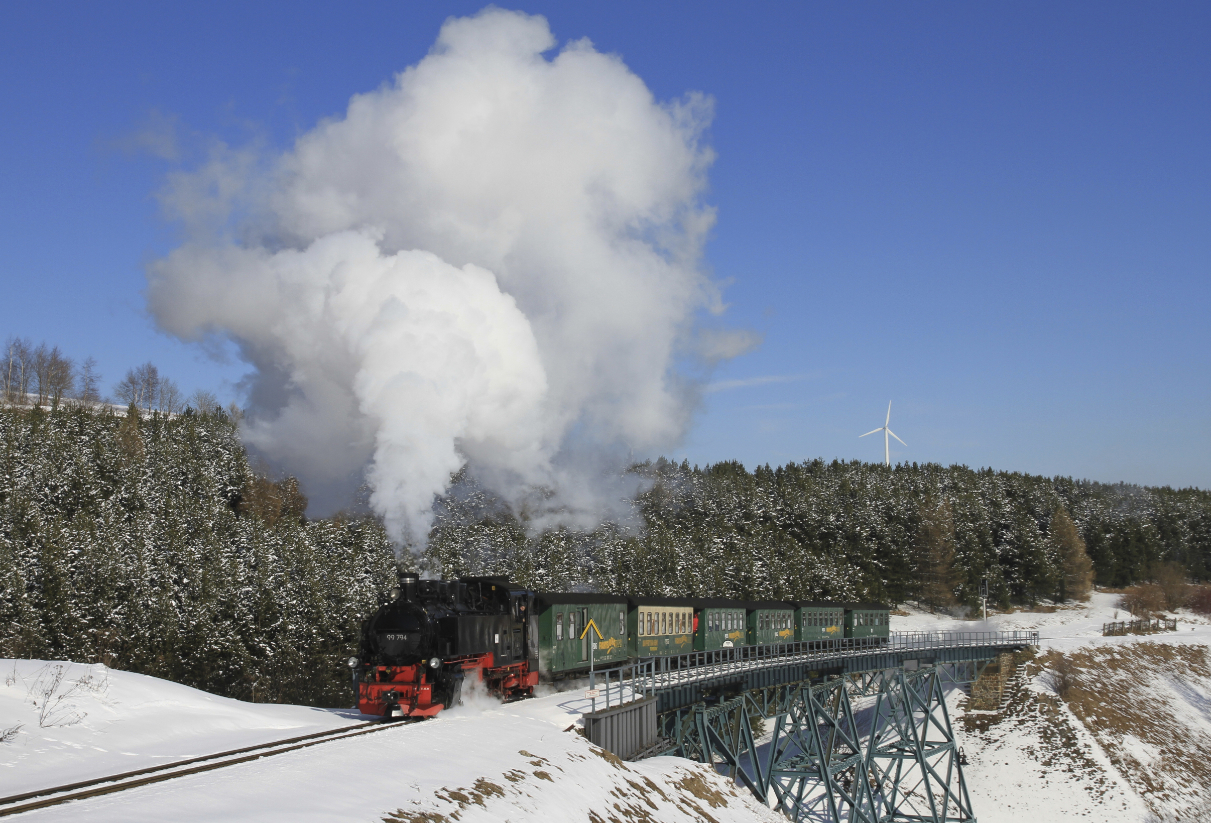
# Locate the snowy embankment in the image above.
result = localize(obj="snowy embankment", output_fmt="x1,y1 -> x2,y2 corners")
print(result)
1,659 -> 779,823
895,591 -> 1211,823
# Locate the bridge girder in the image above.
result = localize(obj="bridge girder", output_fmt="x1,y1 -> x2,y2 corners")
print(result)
658,665 -> 978,823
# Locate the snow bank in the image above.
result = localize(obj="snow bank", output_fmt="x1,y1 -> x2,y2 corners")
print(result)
0,659 -> 358,796
900,590 -> 1211,822
1,659 -> 777,822
955,666 -> 1147,822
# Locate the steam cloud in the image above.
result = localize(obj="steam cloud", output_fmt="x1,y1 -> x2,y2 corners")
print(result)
149,9 -> 747,546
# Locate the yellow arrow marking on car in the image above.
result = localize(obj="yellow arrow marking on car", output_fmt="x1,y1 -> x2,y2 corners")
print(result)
579,618 -> 604,641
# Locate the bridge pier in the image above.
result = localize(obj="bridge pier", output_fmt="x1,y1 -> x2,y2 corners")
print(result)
658,665 -> 977,822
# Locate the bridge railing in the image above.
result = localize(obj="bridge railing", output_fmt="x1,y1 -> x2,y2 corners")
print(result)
577,630 -> 1038,708
638,630 -> 1039,693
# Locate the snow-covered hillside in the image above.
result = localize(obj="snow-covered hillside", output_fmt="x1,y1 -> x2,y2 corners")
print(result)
1,659 -> 779,822
4,592 -> 1210,822
896,592 -> 1211,823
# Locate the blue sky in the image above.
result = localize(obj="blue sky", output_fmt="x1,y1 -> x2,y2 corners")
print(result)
2,2 -> 1208,489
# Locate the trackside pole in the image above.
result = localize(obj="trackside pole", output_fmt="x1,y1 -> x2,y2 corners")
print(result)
581,618 -> 604,713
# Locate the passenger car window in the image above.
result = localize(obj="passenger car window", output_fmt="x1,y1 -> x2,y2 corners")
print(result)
556,613 -> 563,640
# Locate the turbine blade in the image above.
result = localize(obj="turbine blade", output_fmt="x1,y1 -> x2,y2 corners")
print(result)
888,430 -> 907,447
859,428 -> 882,438
886,401 -> 892,426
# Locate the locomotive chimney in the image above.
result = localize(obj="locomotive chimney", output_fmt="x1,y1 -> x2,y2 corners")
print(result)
400,572 -> 418,602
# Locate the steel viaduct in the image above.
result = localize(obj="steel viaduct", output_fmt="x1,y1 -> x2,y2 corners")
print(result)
581,630 -> 1039,823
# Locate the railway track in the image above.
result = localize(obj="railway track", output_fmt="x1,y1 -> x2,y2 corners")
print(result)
0,719 -> 410,817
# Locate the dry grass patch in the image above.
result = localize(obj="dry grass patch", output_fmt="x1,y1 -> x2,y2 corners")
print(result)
383,744 -> 766,823
959,650 -> 1132,813
1037,643 -> 1211,819
674,772 -> 734,809
589,744 -> 626,769
383,812 -> 452,823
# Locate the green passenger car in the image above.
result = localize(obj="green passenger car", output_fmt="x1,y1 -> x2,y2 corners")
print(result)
536,593 -> 630,676
630,597 -> 696,657
746,601 -> 796,645
796,602 -> 845,642
844,603 -> 892,640
692,599 -> 748,651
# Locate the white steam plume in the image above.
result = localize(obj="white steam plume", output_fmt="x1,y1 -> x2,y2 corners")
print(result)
149,8 -> 746,546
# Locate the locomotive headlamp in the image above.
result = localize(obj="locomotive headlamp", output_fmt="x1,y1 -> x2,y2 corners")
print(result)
389,587 -> 402,600
429,657 -> 441,669
347,657 -> 359,669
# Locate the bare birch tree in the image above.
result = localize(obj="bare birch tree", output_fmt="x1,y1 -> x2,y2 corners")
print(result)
188,388 -> 220,415
115,363 -> 160,413
75,358 -> 102,405
44,347 -> 74,408
2,338 -> 34,404
157,378 -> 182,415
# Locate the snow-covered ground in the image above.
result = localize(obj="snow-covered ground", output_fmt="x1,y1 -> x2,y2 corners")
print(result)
896,591 -> 1211,823
892,589 -> 1210,651
1,660 -> 358,796
1,660 -> 778,822
4,591 -> 1209,822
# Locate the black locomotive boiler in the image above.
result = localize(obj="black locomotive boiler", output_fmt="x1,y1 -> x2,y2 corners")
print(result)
352,574 -> 538,718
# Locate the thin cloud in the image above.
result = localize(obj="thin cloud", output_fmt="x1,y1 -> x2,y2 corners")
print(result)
705,374 -> 810,393
111,109 -> 183,161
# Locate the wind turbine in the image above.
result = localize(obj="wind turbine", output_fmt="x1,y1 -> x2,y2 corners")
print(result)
860,401 -> 906,467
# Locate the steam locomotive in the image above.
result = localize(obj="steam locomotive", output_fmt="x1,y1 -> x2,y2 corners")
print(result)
351,574 -> 538,718
351,574 -> 891,720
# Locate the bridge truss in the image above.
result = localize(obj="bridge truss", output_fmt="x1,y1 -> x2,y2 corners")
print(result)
659,664 -> 977,822
582,632 -> 1036,820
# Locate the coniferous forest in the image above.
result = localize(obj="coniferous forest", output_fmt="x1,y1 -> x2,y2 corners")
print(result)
3,403 -> 1210,706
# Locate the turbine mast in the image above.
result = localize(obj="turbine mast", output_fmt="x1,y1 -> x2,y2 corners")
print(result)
859,400 -> 905,468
